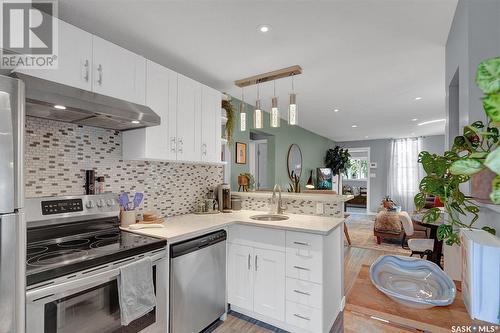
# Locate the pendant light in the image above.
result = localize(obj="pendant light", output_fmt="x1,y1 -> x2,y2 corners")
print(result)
254,82 -> 264,129
288,74 -> 298,125
270,80 -> 280,128
239,87 -> 246,131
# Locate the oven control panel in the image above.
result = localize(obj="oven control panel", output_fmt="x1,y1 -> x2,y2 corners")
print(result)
41,199 -> 83,215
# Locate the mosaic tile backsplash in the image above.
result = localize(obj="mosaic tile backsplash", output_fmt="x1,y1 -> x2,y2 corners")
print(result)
25,117 -> 224,217
238,196 -> 343,218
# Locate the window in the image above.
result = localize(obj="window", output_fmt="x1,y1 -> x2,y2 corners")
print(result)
344,159 -> 368,180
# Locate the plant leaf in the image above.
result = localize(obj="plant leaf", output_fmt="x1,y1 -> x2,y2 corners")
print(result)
482,94 -> 500,124
490,175 -> 500,204
469,152 -> 488,159
414,192 -> 426,211
423,207 -> 441,224
476,57 -> 500,94
450,158 -> 484,175
437,224 -> 453,241
484,147 -> 500,175
482,226 -> 496,236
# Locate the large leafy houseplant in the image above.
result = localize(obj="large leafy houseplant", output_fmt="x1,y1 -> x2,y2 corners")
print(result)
415,57 -> 500,245
325,146 -> 351,176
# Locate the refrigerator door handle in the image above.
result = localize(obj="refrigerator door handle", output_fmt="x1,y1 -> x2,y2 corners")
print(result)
0,212 -> 26,333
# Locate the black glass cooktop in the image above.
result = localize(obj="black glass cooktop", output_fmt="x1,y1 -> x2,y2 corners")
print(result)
26,229 -> 166,286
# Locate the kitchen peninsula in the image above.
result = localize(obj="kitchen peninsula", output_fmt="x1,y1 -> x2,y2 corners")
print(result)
124,210 -> 346,333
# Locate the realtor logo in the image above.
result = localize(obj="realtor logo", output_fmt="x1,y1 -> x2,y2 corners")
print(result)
1,0 -> 58,69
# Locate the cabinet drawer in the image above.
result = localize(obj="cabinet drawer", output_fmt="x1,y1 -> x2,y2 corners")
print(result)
286,301 -> 322,333
286,248 -> 322,284
228,224 -> 285,252
286,231 -> 323,252
286,277 -> 322,309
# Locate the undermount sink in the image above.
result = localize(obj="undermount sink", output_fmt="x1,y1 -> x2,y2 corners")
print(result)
250,214 -> 290,221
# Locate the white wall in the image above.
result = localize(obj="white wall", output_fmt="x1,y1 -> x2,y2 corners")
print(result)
445,0 -> 500,234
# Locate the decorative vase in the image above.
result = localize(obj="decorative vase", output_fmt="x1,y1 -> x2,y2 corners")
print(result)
471,168 -> 496,203
120,210 -> 136,228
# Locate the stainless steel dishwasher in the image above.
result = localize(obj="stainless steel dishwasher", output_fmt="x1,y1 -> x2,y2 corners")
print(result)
170,230 -> 226,333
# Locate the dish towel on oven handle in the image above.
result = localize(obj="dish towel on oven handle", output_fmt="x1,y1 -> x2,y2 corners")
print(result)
117,257 -> 156,326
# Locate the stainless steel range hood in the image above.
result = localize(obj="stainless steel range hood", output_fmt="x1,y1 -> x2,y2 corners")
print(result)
10,73 -> 160,131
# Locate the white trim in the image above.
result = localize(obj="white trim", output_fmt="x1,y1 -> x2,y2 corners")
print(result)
343,146 -> 371,214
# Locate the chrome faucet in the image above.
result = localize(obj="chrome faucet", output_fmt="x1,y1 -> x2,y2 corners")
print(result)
271,184 -> 287,214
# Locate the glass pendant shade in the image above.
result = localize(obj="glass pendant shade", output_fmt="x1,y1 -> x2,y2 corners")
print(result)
254,100 -> 263,129
270,97 -> 280,128
288,93 -> 297,125
239,101 -> 246,132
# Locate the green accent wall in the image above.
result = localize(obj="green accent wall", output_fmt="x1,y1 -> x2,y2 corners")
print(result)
229,98 -> 336,192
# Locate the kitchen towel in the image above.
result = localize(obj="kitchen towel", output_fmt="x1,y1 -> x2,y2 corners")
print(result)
117,257 -> 156,326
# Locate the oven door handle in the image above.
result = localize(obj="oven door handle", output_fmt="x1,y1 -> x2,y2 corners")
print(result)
26,251 -> 166,303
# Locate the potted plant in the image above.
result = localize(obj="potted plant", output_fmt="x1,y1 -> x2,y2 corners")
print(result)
414,57 -> 499,246
222,99 -> 236,144
325,146 -> 351,176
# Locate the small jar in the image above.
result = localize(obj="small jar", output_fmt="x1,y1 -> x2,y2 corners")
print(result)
96,176 -> 105,194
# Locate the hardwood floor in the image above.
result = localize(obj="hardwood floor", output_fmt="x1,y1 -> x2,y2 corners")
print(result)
213,246 -> 403,333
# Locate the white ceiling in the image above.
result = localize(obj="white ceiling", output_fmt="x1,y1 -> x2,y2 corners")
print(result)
58,0 -> 457,142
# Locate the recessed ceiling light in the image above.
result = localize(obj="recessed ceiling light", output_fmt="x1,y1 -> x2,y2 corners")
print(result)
259,25 -> 270,33
365,135 -> 369,139
333,108 -> 340,112
131,120 -> 140,124
351,125 -> 358,128
417,119 -> 445,126
411,118 -> 418,121
54,105 -> 66,110
414,97 -> 423,101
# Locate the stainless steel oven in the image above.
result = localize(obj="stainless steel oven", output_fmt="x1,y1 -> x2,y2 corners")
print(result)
26,248 -> 167,333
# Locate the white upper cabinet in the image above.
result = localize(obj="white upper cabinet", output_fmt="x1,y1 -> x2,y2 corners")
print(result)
123,60 -> 176,160
201,85 -> 221,163
92,36 -> 145,104
16,18 -> 93,91
176,74 -> 201,162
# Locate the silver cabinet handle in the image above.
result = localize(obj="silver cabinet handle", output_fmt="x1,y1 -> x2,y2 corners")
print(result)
170,137 -> 176,153
177,137 -> 183,153
293,241 -> 310,246
83,59 -> 89,82
255,255 -> 258,271
97,64 -> 103,85
293,265 -> 310,271
293,289 -> 310,296
248,254 -> 251,270
294,314 -> 310,321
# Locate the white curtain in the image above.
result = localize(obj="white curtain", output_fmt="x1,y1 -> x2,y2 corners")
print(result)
387,137 -> 422,212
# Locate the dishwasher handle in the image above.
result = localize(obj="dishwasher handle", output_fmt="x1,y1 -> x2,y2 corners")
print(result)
170,230 -> 227,258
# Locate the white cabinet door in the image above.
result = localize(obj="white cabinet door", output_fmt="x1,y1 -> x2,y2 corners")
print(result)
253,248 -> 286,321
228,243 -> 254,311
92,36 -> 145,103
16,19 -> 92,91
201,85 -> 221,163
176,74 -> 201,162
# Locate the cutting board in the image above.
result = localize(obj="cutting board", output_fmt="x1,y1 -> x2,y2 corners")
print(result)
345,265 -> 489,333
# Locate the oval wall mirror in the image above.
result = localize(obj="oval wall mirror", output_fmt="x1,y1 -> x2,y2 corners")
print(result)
287,144 -> 302,179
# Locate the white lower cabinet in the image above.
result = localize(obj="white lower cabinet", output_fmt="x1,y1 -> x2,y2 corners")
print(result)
227,225 -> 343,333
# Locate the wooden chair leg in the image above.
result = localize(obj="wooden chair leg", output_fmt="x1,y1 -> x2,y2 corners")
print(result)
376,236 -> 381,245
344,223 -> 352,246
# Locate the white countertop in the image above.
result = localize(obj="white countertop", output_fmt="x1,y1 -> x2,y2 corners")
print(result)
121,210 -> 345,243
233,191 -> 354,202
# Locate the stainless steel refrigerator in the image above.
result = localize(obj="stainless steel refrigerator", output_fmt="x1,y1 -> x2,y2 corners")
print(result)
0,75 -> 26,333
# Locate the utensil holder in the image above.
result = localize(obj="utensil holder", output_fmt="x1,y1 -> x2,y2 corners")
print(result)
120,210 -> 137,228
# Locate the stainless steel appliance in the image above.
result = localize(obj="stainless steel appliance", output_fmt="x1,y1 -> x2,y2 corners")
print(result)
10,73 -> 160,130
25,193 -> 168,333
170,230 -> 227,333
0,75 -> 26,333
